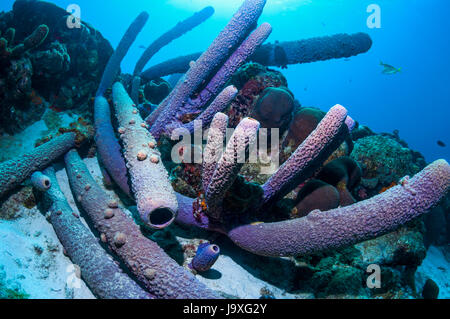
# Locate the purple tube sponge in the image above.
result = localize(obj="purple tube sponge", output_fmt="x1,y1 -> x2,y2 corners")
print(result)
130,75 -> 142,105
40,166 -> 152,299
130,7 -> 214,104
133,6 -> 214,76
141,32 -> 372,80
261,104 -> 348,206
205,117 -> 260,220
30,171 -> 51,192
252,32 -> 372,68
228,160 -> 450,257
94,12 -> 149,196
140,52 -> 200,81
149,0 -> 267,139
189,243 -> 220,272
187,22 -> 272,112
112,82 -> 178,229
96,11 -> 149,97
345,115 -> 356,132
203,113 -> 229,194
64,149 -> 219,299
182,85 -> 237,134
94,96 -> 131,197
0,132 -> 76,199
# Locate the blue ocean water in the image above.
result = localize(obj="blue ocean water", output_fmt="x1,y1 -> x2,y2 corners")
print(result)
1,0 -> 448,162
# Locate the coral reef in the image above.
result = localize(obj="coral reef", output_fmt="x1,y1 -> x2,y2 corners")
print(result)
0,186 -> 35,220
294,179 -> 341,218
225,62 -> 292,135
351,135 -> 423,198
0,0 -> 113,133
251,86 -> 294,133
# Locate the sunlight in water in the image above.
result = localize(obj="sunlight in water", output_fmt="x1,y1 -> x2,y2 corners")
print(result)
167,0 -> 312,15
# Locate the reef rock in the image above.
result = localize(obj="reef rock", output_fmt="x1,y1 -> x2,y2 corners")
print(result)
0,0 -> 113,133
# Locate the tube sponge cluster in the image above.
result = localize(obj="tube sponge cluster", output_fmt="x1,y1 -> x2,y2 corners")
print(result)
39,167 -> 152,299
149,0 -> 267,140
187,23 -> 273,113
64,149 -> 219,299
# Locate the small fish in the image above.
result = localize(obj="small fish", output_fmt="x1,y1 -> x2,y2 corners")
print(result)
138,45 -> 146,49
380,61 -> 402,75
437,140 -> 446,147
